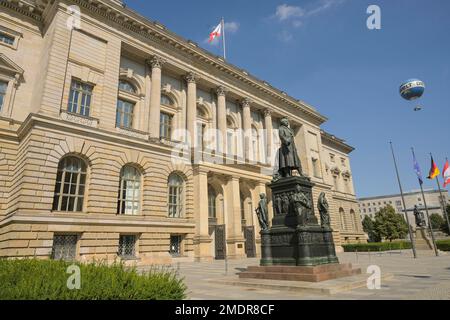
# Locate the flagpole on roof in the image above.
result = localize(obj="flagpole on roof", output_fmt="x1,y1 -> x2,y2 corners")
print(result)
221,17 -> 226,60
389,142 -> 417,258
431,153 -> 450,234
413,148 -> 438,256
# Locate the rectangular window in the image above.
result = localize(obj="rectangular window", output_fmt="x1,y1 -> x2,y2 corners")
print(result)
0,32 -> 14,46
160,112 -> 172,140
312,157 -> 320,178
68,80 -> 93,116
196,122 -> 205,150
51,234 -> 78,261
0,81 -> 7,112
118,235 -> 137,258
396,200 -> 401,206
341,158 -> 346,166
116,99 -> 134,128
169,235 -> 182,256
227,131 -> 234,156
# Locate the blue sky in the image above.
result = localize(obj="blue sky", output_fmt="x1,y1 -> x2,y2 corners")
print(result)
125,0 -> 450,198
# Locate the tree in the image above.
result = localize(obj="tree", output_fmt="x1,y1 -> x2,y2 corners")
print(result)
362,215 -> 380,242
373,205 -> 409,242
442,205 -> 450,235
429,213 -> 445,231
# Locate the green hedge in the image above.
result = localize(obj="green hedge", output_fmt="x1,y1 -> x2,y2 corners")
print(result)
342,241 -> 412,252
0,259 -> 186,300
436,239 -> 450,251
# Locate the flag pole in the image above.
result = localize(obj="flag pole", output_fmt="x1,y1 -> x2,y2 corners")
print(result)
433,154 -> 450,234
221,17 -> 226,60
414,149 -> 438,256
390,142 -> 417,258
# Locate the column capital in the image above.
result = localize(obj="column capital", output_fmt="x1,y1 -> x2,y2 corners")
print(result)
215,85 -> 228,96
147,55 -> 166,69
263,108 -> 272,117
238,97 -> 252,108
184,71 -> 199,84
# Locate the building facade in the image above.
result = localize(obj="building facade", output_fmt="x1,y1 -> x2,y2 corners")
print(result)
358,189 -> 449,228
0,0 -> 364,264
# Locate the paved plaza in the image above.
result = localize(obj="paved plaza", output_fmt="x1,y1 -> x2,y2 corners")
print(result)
144,250 -> 450,300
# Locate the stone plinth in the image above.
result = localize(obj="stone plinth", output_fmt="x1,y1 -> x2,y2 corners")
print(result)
261,176 -> 339,266
239,263 -> 361,282
414,227 -> 433,250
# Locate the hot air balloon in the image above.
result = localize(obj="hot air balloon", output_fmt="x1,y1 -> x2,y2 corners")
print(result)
399,79 -> 425,111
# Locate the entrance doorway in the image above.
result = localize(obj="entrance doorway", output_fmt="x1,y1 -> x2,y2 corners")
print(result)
214,224 -> 226,260
244,226 -> 256,258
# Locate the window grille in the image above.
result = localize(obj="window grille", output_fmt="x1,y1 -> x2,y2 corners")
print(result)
51,234 -> 78,261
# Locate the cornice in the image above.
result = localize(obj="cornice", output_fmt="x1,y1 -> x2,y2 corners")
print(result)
321,130 -> 355,154
63,0 -> 327,125
0,0 -> 45,22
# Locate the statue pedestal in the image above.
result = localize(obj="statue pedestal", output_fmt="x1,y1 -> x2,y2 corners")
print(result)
414,227 -> 433,250
260,176 -> 338,266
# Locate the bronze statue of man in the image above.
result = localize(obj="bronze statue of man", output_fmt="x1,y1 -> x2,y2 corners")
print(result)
255,193 -> 269,230
317,192 -> 330,227
413,205 -> 425,228
278,117 -> 303,177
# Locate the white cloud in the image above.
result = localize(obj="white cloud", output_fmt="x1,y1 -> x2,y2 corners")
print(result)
278,30 -> 294,43
224,21 -> 239,33
273,0 -> 346,28
275,4 -> 305,21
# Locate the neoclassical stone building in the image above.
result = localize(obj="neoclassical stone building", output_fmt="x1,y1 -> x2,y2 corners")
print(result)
0,0 -> 364,264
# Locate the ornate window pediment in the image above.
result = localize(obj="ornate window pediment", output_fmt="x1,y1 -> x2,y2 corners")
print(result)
0,53 -> 24,82
330,166 -> 341,176
342,170 -> 352,178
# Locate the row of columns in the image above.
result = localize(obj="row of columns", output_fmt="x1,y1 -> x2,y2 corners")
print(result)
194,166 -> 269,260
145,55 -> 274,162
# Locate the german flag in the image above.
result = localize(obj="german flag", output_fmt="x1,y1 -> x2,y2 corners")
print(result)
427,155 -> 440,179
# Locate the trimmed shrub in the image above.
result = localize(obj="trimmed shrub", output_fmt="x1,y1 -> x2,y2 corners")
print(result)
342,241 -> 412,252
436,239 -> 450,251
0,259 -> 186,300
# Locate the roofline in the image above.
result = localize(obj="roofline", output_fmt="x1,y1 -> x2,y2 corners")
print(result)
320,130 -> 355,154
76,0 -> 328,124
358,189 -> 449,201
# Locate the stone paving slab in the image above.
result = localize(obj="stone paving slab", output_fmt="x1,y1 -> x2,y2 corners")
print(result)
208,272 -> 394,295
139,250 -> 450,299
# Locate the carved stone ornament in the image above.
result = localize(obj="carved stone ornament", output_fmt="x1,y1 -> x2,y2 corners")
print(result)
148,55 -> 166,69
215,85 -> 227,96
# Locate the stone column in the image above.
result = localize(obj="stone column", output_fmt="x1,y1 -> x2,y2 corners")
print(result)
226,175 -> 246,259
216,86 -> 227,154
240,98 -> 252,160
194,167 -> 212,261
185,72 -> 197,148
264,109 -> 273,164
147,55 -> 166,139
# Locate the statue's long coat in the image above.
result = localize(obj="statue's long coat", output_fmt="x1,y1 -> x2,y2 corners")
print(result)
278,125 -> 302,171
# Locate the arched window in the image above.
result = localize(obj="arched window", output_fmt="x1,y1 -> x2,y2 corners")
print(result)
339,208 -> 346,230
117,165 -> 141,215
251,126 -> 259,161
118,80 -> 137,94
350,209 -> 358,231
160,94 -> 173,106
168,173 -> 184,218
226,117 -> 236,156
52,156 -> 87,212
208,185 -> 216,218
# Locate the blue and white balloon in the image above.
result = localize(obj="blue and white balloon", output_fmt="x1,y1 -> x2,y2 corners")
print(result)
399,79 -> 425,101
